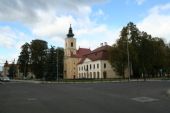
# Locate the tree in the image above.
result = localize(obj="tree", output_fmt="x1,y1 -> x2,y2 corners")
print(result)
138,32 -> 153,78
150,38 -> 166,77
30,39 -> 48,79
56,47 -> 64,79
127,22 -> 141,78
165,44 -> 170,76
45,47 -> 64,81
45,46 -> 57,81
109,27 -> 128,78
18,43 -> 30,77
109,22 -> 167,79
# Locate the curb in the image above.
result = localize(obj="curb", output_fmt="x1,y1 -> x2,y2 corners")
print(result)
10,79 -> 170,84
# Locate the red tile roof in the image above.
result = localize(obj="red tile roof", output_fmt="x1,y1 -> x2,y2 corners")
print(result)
78,45 -> 111,64
76,48 -> 91,58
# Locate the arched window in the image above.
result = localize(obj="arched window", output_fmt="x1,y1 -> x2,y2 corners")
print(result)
97,64 -> 99,68
71,42 -> 73,47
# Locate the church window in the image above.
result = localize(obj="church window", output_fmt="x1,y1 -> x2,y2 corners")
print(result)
71,42 -> 73,47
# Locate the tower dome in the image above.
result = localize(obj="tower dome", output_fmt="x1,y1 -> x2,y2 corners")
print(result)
67,24 -> 74,38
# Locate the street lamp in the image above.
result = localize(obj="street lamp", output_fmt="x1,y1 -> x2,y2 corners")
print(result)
127,29 -> 131,81
24,59 -> 28,79
56,48 -> 59,81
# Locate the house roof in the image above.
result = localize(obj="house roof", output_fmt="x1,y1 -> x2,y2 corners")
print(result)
78,45 -> 111,64
92,45 -> 111,53
76,48 -> 91,58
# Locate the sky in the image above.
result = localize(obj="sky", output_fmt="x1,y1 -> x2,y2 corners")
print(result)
0,0 -> 170,66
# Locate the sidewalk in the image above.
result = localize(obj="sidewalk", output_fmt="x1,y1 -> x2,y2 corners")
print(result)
10,78 -> 170,84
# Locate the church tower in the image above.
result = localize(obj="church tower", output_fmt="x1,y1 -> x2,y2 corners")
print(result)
64,25 -> 78,79
64,24 -> 76,57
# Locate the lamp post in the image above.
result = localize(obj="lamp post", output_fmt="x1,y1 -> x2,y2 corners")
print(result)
24,59 -> 27,79
127,29 -> 131,81
56,48 -> 59,81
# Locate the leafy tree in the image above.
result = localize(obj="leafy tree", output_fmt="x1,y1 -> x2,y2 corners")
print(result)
30,39 -> 48,79
45,47 -> 64,81
109,27 -> 128,78
165,44 -> 170,76
109,22 -> 167,79
150,38 -> 166,77
45,46 -> 57,81
18,43 -> 30,77
127,22 -> 141,78
56,47 -> 64,79
17,39 -> 64,80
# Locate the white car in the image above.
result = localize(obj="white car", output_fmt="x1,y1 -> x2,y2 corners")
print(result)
0,76 -> 10,82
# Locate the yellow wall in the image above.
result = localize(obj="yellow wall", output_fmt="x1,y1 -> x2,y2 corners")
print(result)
64,57 -> 78,79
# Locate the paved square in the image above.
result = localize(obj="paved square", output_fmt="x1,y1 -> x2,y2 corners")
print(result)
0,81 -> 170,113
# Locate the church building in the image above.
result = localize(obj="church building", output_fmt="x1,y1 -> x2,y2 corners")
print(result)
64,25 -> 119,79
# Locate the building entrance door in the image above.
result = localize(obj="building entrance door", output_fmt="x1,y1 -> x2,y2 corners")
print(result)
103,71 -> 107,79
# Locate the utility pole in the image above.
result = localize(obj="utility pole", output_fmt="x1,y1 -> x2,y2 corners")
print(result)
57,48 -> 59,81
127,29 -> 131,81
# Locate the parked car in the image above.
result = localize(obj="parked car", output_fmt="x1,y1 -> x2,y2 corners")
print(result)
0,76 -> 10,82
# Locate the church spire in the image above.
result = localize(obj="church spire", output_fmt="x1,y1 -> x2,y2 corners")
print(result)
67,24 -> 74,38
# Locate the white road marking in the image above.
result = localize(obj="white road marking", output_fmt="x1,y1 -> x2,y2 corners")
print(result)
131,97 -> 159,103
27,98 -> 37,101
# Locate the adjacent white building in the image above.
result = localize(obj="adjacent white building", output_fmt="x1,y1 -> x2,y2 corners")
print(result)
77,43 -> 119,79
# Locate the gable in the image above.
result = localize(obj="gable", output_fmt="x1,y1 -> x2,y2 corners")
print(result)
83,58 -> 92,63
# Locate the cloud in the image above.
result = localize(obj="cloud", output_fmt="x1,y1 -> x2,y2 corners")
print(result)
0,26 -> 32,64
0,26 -> 23,48
0,0 -> 105,24
0,0 -> 107,41
94,9 -> 104,16
126,0 -> 146,5
135,0 -> 146,5
0,0 -> 112,63
76,25 -> 120,49
137,3 -> 170,42
149,3 -> 170,14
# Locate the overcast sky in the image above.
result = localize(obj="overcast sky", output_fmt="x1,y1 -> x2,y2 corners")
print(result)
0,0 -> 170,65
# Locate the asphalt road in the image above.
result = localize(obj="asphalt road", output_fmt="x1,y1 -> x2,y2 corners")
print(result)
0,81 -> 170,113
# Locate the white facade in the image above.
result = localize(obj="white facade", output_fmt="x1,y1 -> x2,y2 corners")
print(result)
77,58 -> 117,79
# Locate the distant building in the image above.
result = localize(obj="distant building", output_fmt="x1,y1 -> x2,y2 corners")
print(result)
1,60 -> 35,79
64,25 -> 120,79
2,61 -> 10,77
